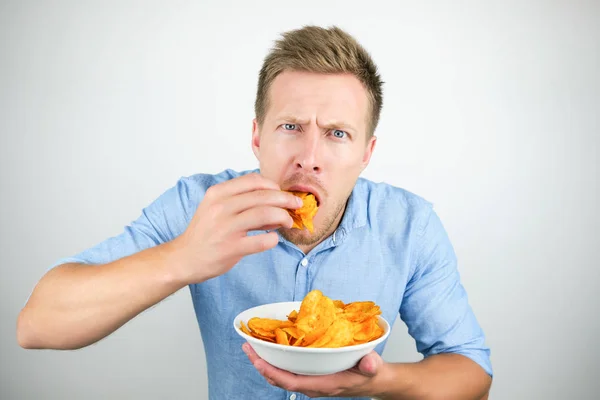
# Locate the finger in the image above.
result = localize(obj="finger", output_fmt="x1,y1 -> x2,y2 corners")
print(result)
233,206 -> 294,233
207,173 -> 280,200
243,343 -> 356,395
242,347 -> 279,386
242,342 -> 261,363
252,357 -> 301,389
253,357 -> 333,394
225,189 -> 303,215
242,343 -> 278,384
235,232 -> 280,256
356,351 -> 383,377
243,344 -> 326,393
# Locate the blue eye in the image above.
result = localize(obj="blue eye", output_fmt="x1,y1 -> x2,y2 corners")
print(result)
332,129 -> 346,138
283,124 -> 297,130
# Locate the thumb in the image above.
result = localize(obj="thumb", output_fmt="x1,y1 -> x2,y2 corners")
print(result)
357,351 -> 384,377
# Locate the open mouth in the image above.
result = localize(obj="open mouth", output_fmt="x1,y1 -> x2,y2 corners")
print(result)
308,191 -> 321,207
286,186 -> 321,207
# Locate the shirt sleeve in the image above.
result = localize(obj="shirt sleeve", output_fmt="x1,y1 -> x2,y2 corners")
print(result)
399,206 -> 493,377
47,176 -> 198,269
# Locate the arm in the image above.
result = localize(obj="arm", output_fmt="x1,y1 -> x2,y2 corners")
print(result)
17,242 -> 188,350
17,178 -> 196,350
375,353 -> 491,399
17,173 -> 301,350
379,206 -> 493,398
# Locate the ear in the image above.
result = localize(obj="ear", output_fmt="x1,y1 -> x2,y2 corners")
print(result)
252,119 -> 260,159
361,135 -> 377,170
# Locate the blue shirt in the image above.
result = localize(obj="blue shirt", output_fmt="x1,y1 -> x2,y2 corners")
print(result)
51,168 -> 492,400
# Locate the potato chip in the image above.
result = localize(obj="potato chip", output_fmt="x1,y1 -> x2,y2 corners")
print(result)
333,300 -> 345,309
282,326 -> 303,339
352,315 -> 381,344
341,301 -> 381,323
287,310 -> 298,323
239,320 -> 252,336
275,328 -> 290,346
296,295 -> 336,346
296,289 -> 323,320
287,191 -> 318,233
291,333 -> 305,347
307,318 -> 354,348
239,290 -> 384,349
247,317 -> 287,338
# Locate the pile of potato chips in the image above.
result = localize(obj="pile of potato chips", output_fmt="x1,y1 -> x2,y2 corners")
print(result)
287,191 -> 318,233
239,290 -> 384,348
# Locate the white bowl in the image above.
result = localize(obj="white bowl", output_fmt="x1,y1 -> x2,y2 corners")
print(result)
233,301 -> 391,375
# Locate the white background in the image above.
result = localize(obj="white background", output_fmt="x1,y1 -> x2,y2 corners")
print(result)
1,1 -> 598,399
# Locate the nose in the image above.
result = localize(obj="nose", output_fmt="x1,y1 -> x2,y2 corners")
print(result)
294,128 -> 321,173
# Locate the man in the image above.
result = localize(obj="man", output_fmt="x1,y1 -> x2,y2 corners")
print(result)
17,25 -> 492,399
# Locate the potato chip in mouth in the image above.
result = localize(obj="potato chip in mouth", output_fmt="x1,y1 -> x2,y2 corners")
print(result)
286,191 -> 318,233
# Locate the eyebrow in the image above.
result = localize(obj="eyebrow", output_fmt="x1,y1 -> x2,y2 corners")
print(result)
319,119 -> 357,133
276,115 -> 310,125
276,115 -> 357,133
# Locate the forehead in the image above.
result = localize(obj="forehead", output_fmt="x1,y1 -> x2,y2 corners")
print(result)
266,70 -> 370,133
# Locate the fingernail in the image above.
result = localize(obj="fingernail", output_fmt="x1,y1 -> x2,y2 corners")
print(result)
242,343 -> 249,355
296,197 -> 303,206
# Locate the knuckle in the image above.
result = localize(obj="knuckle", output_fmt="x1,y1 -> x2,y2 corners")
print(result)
249,172 -> 263,185
256,189 -> 269,201
205,185 -> 218,199
279,192 -> 293,204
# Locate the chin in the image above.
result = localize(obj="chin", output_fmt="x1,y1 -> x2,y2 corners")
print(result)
278,227 -> 321,246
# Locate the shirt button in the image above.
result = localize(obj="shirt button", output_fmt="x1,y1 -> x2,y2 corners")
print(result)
290,394 -> 297,400
300,258 -> 308,267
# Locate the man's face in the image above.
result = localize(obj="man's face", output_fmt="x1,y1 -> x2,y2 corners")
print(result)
252,70 -> 376,246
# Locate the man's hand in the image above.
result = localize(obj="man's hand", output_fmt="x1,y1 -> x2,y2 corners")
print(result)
242,342 -> 387,398
242,342 -> 492,400
170,172 -> 302,285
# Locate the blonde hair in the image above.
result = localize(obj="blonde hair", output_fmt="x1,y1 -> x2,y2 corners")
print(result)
254,25 -> 384,138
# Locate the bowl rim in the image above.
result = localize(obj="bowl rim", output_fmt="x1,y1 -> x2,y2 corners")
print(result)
233,301 -> 391,353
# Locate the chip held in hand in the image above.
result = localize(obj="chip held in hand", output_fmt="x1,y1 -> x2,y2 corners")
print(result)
287,191 -> 318,233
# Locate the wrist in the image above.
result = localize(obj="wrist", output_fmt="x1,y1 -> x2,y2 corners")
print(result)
157,237 -> 195,289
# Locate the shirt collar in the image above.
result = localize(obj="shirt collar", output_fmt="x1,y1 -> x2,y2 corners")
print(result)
338,179 -> 368,233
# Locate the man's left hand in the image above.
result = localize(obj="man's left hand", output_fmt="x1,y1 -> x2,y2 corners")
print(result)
242,342 -> 387,398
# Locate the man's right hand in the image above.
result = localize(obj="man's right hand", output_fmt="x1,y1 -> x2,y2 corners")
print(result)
169,172 -> 302,285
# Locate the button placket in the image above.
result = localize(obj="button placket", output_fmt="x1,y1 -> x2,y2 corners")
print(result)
293,256 -> 309,301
